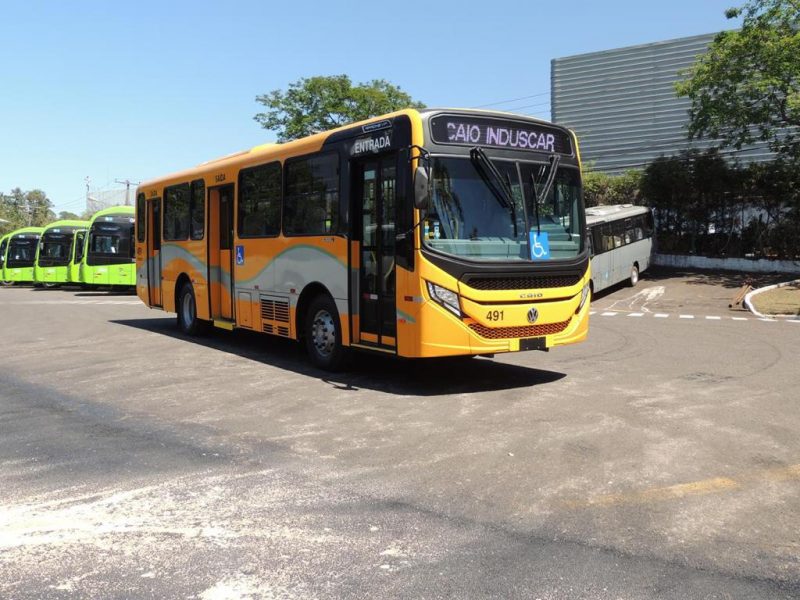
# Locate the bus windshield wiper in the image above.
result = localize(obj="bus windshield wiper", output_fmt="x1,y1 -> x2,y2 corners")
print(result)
470,147 -> 518,236
528,154 -> 561,234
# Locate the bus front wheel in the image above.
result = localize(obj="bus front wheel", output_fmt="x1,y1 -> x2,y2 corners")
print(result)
304,295 -> 347,371
177,282 -> 208,336
0,280 -> 13,287
629,265 -> 639,287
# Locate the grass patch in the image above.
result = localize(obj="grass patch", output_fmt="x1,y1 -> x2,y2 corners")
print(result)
751,282 -> 800,316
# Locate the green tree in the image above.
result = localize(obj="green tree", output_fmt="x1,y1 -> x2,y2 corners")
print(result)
58,210 -> 81,221
676,0 -> 800,158
0,188 -> 56,229
582,169 -> 642,207
254,75 -> 425,142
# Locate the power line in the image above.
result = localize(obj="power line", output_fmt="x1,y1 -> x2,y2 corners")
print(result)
473,92 -> 549,109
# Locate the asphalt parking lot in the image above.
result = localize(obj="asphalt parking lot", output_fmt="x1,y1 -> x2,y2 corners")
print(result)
1,268 -> 799,599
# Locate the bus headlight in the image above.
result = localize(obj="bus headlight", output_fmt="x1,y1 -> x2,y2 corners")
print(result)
426,281 -> 462,317
576,283 -> 590,314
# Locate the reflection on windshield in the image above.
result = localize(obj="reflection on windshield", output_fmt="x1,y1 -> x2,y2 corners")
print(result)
423,157 -> 583,262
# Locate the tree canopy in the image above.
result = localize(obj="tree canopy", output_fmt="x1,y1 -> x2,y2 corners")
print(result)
0,188 -> 56,233
676,0 -> 800,158
254,75 -> 425,142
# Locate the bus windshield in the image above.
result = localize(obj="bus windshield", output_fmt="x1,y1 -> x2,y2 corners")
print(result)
39,233 -> 73,266
87,222 -> 135,264
423,156 -> 583,262
7,238 -> 38,267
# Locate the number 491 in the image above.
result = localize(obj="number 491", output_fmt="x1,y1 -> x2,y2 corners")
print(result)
486,310 -> 504,321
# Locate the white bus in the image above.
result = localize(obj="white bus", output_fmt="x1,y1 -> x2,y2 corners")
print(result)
586,204 -> 654,295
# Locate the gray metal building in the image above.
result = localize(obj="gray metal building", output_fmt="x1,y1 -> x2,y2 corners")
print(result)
551,33 -> 773,174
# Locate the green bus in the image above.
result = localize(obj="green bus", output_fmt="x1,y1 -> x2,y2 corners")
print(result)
34,220 -> 91,287
0,233 -> 11,286
1,227 -> 44,285
81,206 -> 136,288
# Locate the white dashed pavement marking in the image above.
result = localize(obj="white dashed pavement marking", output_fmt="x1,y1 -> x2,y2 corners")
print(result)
588,311 -> 790,323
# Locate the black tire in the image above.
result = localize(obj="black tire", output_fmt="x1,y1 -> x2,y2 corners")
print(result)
304,294 -> 348,371
0,280 -> 13,287
177,282 -> 208,336
629,265 -> 639,287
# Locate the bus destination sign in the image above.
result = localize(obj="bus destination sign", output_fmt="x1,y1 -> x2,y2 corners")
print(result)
430,116 -> 572,155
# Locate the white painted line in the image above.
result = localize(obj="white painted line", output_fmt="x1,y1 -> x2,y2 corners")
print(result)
759,318 -> 776,322
705,316 -> 721,320
679,315 -> 694,319
654,313 -> 669,318
628,313 -> 644,317
589,311 -> 596,315
731,317 -> 748,321
600,312 -> 618,317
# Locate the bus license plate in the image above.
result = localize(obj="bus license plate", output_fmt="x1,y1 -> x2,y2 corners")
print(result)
519,337 -> 547,352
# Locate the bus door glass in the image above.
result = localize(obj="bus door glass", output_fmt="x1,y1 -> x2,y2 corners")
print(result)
147,198 -> 162,306
209,184 -> 234,320
354,154 -> 397,348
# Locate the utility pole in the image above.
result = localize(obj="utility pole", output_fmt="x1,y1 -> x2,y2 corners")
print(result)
115,179 -> 140,206
85,176 -> 91,214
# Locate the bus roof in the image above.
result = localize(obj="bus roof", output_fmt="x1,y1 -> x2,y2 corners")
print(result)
89,206 -> 135,221
6,226 -> 45,238
42,220 -> 91,232
137,108 -> 574,191
585,204 -> 650,226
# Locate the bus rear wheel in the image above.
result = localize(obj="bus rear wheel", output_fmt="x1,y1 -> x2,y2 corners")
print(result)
0,280 -> 13,287
177,282 -> 208,336
304,295 -> 347,371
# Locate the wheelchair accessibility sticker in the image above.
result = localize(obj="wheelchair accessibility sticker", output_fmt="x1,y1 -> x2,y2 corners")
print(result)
236,245 -> 245,265
529,231 -> 550,260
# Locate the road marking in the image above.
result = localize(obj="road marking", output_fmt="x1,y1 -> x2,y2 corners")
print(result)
679,314 -> 694,319
600,312 -> 618,317
654,313 -> 669,318
564,463 -> 800,510
0,300 -> 140,305
732,317 -> 748,321
628,313 -> 644,317
759,318 -> 777,322
705,316 -> 721,320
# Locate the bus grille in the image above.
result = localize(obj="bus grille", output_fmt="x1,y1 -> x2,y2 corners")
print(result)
260,297 -> 290,323
462,274 -> 581,291
260,295 -> 291,337
468,319 -> 569,339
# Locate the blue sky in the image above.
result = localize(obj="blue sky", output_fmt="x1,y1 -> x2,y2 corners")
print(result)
0,0 -> 740,215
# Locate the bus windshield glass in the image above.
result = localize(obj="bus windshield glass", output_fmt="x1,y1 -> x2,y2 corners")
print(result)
423,156 -> 583,261
7,238 -> 38,267
39,233 -> 73,266
87,221 -> 134,264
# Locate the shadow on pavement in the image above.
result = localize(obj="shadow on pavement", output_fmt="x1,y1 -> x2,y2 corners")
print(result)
110,317 -> 566,396
646,266 -> 790,289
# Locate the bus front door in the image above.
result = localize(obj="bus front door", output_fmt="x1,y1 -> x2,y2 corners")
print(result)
147,198 -> 162,306
354,155 -> 397,349
209,184 -> 235,321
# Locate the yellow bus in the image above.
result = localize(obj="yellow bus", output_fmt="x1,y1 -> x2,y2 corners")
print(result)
136,109 -> 590,369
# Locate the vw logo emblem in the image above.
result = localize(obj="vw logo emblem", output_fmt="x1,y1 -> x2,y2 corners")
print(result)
527,307 -> 539,323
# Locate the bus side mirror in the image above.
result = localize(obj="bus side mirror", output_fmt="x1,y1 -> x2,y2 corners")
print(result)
414,165 -> 430,210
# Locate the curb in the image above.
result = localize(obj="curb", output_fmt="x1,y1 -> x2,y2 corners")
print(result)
744,279 -> 800,319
